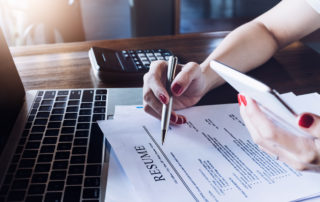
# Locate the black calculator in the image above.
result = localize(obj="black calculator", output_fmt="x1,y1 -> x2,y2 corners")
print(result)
89,46 -> 174,83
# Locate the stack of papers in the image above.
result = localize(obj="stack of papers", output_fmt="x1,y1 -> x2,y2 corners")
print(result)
99,92 -> 320,202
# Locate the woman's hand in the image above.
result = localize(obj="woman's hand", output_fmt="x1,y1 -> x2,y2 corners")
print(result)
238,94 -> 320,172
143,60 -> 210,124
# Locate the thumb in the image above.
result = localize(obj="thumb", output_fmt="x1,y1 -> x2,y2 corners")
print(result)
171,62 -> 201,96
297,113 -> 320,138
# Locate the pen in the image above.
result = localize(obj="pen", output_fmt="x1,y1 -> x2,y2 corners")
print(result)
161,56 -> 178,145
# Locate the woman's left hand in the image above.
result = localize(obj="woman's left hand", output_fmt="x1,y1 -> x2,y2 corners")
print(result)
238,94 -> 320,172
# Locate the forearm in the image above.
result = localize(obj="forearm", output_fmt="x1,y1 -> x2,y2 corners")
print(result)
200,21 -> 279,93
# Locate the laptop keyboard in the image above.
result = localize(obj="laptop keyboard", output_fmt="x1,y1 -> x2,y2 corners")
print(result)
0,89 -> 107,202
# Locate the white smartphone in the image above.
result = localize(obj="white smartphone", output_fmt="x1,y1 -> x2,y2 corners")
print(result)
210,60 -> 312,138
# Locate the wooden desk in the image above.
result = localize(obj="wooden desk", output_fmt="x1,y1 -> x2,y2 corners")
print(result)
11,31 -> 320,104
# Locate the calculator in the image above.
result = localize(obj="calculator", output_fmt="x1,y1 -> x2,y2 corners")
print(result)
88,46 -> 174,83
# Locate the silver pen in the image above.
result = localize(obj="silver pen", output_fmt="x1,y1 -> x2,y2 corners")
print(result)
161,56 -> 178,145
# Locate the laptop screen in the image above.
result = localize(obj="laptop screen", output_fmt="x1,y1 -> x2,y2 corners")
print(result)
0,29 -> 25,154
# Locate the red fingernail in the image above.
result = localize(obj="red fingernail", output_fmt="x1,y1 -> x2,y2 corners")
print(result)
176,117 -> 183,124
182,117 -> 187,124
172,83 -> 182,95
237,94 -> 241,106
159,94 -> 167,104
298,114 -> 314,128
240,95 -> 247,106
170,114 -> 177,122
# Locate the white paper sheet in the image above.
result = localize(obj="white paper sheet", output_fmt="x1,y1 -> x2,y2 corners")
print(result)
100,103 -> 320,202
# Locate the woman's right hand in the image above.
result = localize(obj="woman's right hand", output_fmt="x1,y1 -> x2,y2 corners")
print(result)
143,60 -> 211,124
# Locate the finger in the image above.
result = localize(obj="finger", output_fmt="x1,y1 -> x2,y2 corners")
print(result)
240,94 -> 314,156
297,113 -> 320,138
144,60 -> 170,104
171,62 -> 202,96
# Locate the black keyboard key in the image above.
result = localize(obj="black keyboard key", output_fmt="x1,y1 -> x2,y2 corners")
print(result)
69,165 -> 84,174
25,122 -> 32,129
12,154 -> 20,163
30,108 -> 37,115
53,161 -> 68,169
48,181 -> 64,191
32,125 -> 45,132
35,164 -> 51,172
82,90 -> 94,102
45,192 -> 62,202
83,188 -> 99,199
71,156 -> 85,164
4,174 -> 13,184
48,122 -> 61,128
68,100 -> 80,106
58,90 -> 69,95
95,95 -> 101,100
37,154 -> 53,162
65,113 -> 77,119
34,118 -> 48,125
55,152 -> 70,160
92,114 -> 105,122
12,179 -> 28,189
78,116 -> 90,122
72,147 -> 86,154
43,137 -> 57,144
26,195 -> 43,202
40,145 -> 55,153
77,123 -> 90,129
86,165 -> 101,176
102,95 -> 106,100
61,127 -> 75,134
84,177 -> 100,187
75,130 -> 89,137
70,90 -> 81,99
56,96 -> 67,102
52,108 -> 65,114
74,138 -> 88,146
35,96 -> 42,102
44,91 -> 56,99
96,89 -> 107,95
33,102 -> 40,108
26,141 -> 40,149
37,112 -> 50,118
39,106 -> 52,111
28,115 -> 35,122
22,150 -> 38,158
15,169 -> 32,178
57,143 -> 72,150
79,109 -> 91,115
93,107 -> 105,113
63,120 -> 76,126
19,137 -> 27,145
50,115 -> 63,121
8,191 -> 25,201
63,186 -> 81,202
28,184 -> 46,194
54,102 -> 66,108
81,103 -> 92,108
42,100 -> 54,105
19,159 -> 35,168
32,173 -> 48,183
87,123 -> 103,163
15,146 -> 23,153
67,175 -> 83,185
59,135 -> 73,142
67,106 -> 79,112
94,101 -> 106,107
45,129 -> 59,136
8,164 -> 17,173
50,171 -> 67,180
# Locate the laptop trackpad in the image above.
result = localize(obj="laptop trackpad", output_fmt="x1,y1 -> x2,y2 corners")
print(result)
106,88 -> 143,119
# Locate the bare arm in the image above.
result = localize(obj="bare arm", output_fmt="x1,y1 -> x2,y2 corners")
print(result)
200,0 -> 320,94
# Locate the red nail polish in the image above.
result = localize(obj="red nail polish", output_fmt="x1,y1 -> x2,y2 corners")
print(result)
172,83 -> 182,95
176,117 -> 183,124
240,95 -> 247,106
170,114 -> 177,122
159,94 -> 167,104
237,94 -> 241,106
182,117 -> 187,124
298,114 -> 314,128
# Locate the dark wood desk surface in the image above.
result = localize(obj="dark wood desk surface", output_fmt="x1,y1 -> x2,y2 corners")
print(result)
10,31 -> 320,104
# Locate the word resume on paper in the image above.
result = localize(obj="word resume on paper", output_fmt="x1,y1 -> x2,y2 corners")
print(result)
99,104 -> 320,202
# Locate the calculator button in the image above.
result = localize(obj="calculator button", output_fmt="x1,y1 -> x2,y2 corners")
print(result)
157,56 -> 164,60
154,53 -> 162,57
146,53 -> 154,57
138,53 -> 146,57
142,61 -> 150,65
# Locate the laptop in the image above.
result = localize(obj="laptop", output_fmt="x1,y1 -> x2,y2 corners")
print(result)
0,28 -> 142,202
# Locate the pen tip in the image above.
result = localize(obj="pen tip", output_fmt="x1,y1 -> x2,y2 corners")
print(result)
162,130 -> 166,145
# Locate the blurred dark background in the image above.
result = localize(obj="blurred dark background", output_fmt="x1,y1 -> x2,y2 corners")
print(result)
0,0 -> 319,52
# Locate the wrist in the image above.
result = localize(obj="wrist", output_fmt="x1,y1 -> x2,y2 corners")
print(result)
200,61 -> 224,94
